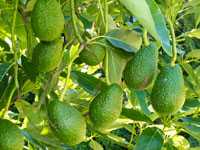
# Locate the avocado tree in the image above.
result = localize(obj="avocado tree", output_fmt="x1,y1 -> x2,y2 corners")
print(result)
0,0 -> 200,149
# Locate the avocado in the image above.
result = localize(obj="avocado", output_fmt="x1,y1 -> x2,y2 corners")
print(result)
151,64 -> 185,115
47,100 -> 86,146
0,119 -> 24,150
89,84 -> 123,130
79,42 -> 106,66
123,43 -> 158,90
32,39 -> 63,73
31,0 -> 64,41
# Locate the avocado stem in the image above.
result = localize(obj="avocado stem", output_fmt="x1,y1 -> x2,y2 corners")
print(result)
103,0 -> 109,33
143,29 -> 149,46
11,0 -> 19,90
70,0 -> 83,43
168,18 -> 177,66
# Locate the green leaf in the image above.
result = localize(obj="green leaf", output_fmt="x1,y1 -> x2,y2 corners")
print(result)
0,3 -> 27,49
186,29 -> 200,39
21,55 -> 38,81
186,49 -> 200,60
104,47 -> 132,84
0,78 -> 16,112
68,44 -> 80,64
135,127 -> 164,150
0,63 -> 13,81
105,29 -> 142,53
183,99 -> 200,110
106,36 -> 137,53
71,71 -> 107,96
181,63 -> 200,87
119,0 -> 172,56
121,108 -> 152,123
135,90 -> 151,115
177,117 -> 200,142
15,100 -> 44,126
89,140 -> 104,150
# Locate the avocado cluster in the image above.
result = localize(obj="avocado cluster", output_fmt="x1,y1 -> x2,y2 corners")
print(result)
31,0 -> 64,72
0,119 -> 24,150
123,42 -> 185,116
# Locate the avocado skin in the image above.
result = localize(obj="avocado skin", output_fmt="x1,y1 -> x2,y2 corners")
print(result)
31,0 -> 64,41
89,84 -> 123,130
47,100 -> 86,146
79,43 -> 106,66
0,119 -> 24,150
151,64 -> 185,115
32,39 -> 63,73
123,43 -> 158,90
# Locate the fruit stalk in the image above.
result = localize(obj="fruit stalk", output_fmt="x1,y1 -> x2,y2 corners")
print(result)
103,0 -> 108,33
60,63 -> 72,101
70,0 -> 83,43
143,29 -> 149,46
11,0 -> 19,89
168,18 -> 177,66
98,0 -> 105,27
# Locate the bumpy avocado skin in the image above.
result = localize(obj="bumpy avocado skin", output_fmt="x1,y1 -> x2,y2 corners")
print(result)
0,119 -> 24,150
32,39 -> 63,73
151,64 -> 185,116
79,43 -> 106,66
47,100 -> 86,146
31,0 -> 64,41
123,43 -> 158,90
89,84 -> 123,130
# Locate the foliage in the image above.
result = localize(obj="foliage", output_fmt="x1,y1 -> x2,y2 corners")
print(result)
0,0 -> 200,149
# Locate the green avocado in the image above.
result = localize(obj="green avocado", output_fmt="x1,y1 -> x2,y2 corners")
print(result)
79,42 -> 106,66
47,100 -> 86,146
0,119 -> 24,150
123,43 -> 159,90
31,0 -> 64,41
89,84 -> 123,130
32,39 -> 63,73
151,64 -> 185,116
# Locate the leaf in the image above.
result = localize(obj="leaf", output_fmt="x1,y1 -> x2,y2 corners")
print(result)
135,90 -> 152,115
186,49 -> 200,60
183,99 -> 200,110
186,29 -> 200,39
15,100 -> 44,126
177,117 -> 200,142
0,63 -> 13,81
89,140 -> 104,150
0,78 -> 16,112
119,0 -> 172,56
106,36 -> 137,53
69,44 -> 80,63
106,133 -> 132,148
104,46 -> 132,84
121,108 -> 152,123
0,3 -> 27,49
71,71 -> 107,96
106,29 -> 142,53
135,127 -> 164,150
21,55 -> 38,81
